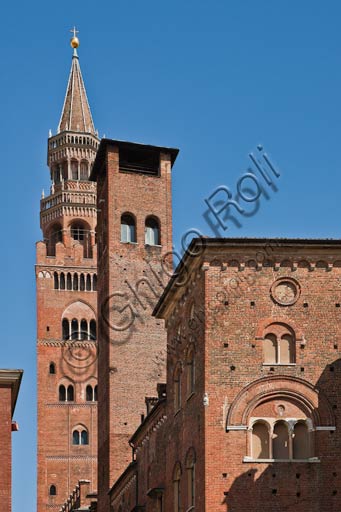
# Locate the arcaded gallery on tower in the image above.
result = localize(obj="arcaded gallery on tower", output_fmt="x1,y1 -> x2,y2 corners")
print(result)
35,34 -> 341,512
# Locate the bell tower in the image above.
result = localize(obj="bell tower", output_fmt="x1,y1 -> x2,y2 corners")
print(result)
36,30 -> 99,511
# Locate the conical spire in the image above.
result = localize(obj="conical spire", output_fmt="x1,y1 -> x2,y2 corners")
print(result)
58,33 -> 96,135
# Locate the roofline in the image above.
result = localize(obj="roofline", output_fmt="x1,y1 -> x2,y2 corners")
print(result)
108,461 -> 137,496
90,138 -> 179,181
129,398 -> 166,446
153,237 -> 341,317
0,370 -> 23,415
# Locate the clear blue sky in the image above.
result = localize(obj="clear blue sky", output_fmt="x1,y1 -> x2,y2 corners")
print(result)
1,1 -> 341,509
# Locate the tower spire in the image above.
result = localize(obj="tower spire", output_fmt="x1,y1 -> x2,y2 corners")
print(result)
58,28 -> 96,134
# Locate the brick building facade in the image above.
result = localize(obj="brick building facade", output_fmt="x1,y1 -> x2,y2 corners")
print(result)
0,369 -> 22,512
36,40 -> 99,511
38,33 -> 341,512
104,238 -> 341,512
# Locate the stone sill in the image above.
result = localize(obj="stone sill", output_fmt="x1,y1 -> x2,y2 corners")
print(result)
243,457 -> 320,463
262,363 -> 296,366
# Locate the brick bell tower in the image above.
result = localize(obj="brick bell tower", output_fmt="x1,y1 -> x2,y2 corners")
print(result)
36,31 -> 99,511
90,139 -> 178,511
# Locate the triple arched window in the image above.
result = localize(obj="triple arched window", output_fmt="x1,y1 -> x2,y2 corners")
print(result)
251,419 -> 311,460
62,318 -> 96,341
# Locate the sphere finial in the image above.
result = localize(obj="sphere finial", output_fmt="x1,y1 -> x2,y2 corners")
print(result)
70,26 -> 80,49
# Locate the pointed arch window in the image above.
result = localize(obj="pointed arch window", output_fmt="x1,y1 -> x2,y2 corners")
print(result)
186,348 -> 195,396
121,214 -> 136,243
145,216 -> 160,246
173,463 -> 182,512
174,365 -> 182,412
186,449 -> 196,509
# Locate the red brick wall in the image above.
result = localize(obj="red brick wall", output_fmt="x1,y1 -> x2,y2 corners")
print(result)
0,386 -> 12,512
96,143 -> 174,511
36,237 -> 98,511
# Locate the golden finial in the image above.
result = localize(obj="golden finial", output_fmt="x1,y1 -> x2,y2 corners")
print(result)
70,26 -> 80,49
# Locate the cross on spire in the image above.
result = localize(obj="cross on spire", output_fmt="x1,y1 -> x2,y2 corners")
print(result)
70,26 -> 79,38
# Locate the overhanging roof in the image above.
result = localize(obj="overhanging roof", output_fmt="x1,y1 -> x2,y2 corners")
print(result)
0,369 -> 23,415
90,138 -> 179,181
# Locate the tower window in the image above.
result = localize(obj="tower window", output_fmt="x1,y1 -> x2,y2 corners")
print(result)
72,428 -> 89,445
90,320 -> 97,340
86,385 -> 93,401
60,273 -> 65,290
49,363 -> 56,375
80,319 -> 88,340
62,319 -> 70,340
49,485 -> 57,496
121,214 -> 136,243
59,385 -> 66,401
187,349 -> 195,396
71,319 -> 79,340
71,160 -> 78,180
186,449 -> 196,509
80,161 -> 88,181
145,216 -> 160,246
54,272 -> 59,290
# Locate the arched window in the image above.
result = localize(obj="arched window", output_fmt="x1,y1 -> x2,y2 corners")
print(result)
71,223 -> 85,241
94,385 -> 98,401
86,385 -> 93,401
273,421 -> 289,459
71,319 -> 79,340
80,319 -> 88,340
293,421 -> 310,459
67,273 -> 72,290
49,485 -> 57,496
73,273 -> 79,291
174,365 -> 182,412
80,274 -> 85,291
46,224 -> 62,256
252,421 -> 270,459
262,324 -> 295,364
173,463 -> 181,512
59,385 -> 66,401
60,273 -> 65,290
71,222 -> 92,258
93,274 -> 97,291
49,363 -> 56,375
121,214 -> 136,243
86,274 -> 91,291
80,161 -> 88,181
54,272 -> 59,290
81,430 -> 89,445
186,449 -> 196,509
71,160 -> 78,180
263,333 -> 277,364
90,320 -> 97,340
187,349 -> 195,396
67,385 -> 74,402
145,216 -> 160,246
72,430 -> 80,445
62,319 -> 70,340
